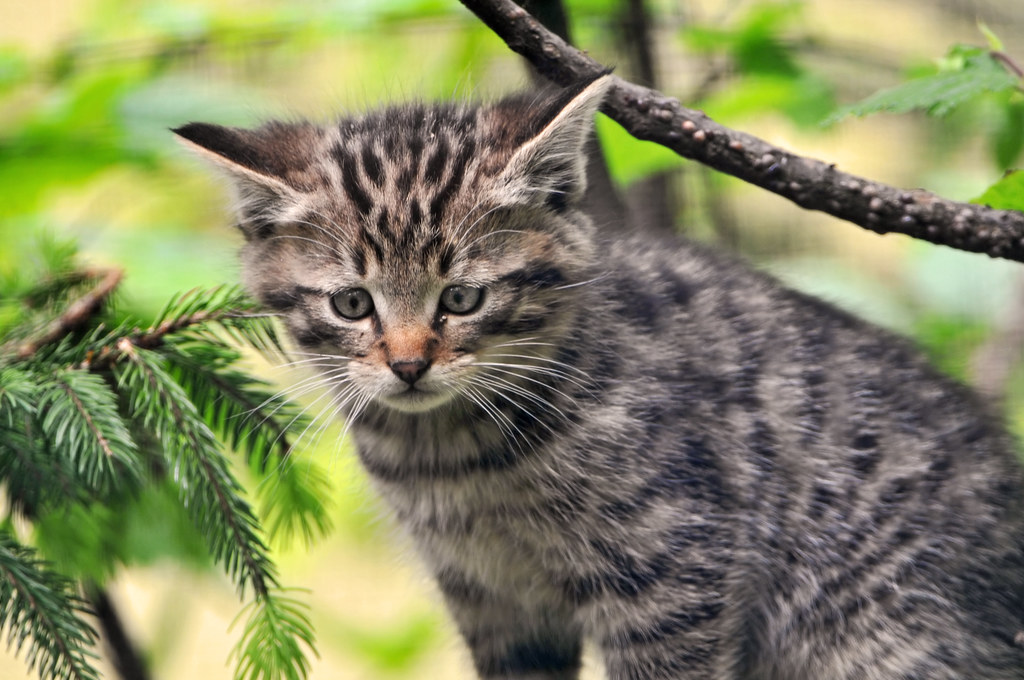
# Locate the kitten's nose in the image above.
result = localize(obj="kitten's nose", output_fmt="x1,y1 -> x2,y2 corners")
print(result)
389,359 -> 430,385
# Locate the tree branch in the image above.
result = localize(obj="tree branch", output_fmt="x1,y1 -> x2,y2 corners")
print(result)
81,308 -> 273,372
458,0 -> 1024,263
16,269 -> 124,360
86,584 -> 151,680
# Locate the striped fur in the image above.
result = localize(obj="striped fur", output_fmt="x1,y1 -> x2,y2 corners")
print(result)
177,75 -> 1024,679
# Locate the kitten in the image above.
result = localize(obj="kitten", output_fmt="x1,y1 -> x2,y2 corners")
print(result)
175,75 -> 1024,679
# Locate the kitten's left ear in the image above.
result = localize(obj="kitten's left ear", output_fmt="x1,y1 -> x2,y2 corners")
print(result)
173,121 -> 318,238
493,73 -> 613,211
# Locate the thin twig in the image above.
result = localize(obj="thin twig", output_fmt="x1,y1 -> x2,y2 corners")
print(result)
82,308 -> 267,372
992,50 -> 1024,81
458,0 -> 1024,263
16,269 -> 123,360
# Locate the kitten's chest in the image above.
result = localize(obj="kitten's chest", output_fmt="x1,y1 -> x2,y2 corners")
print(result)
359,430 -> 578,597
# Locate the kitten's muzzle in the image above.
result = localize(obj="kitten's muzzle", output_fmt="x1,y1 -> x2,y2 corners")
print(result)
390,358 -> 430,385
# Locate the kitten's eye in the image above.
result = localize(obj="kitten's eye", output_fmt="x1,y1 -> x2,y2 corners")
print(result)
440,285 -> 483,315
331,288 -> 374,320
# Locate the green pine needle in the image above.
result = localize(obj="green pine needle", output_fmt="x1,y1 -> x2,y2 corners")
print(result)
37,369 -> 140,492
113,346 -> 279,598
257,459 -> 334,549
231,588 -> 318,680
0,531 -> 99,680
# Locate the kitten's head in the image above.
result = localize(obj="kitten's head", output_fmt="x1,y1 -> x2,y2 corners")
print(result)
175,75 -> 610,415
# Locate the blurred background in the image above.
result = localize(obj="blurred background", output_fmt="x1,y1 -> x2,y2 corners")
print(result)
1,0 -> 1023,677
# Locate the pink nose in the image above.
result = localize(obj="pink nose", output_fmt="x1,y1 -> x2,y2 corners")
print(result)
389,359 -> 430,385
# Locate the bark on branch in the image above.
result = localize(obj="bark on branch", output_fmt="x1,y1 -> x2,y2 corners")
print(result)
458,0 -> 1024,263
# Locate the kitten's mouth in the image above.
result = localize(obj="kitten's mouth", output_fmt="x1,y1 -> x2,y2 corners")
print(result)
380,386 -> 451,413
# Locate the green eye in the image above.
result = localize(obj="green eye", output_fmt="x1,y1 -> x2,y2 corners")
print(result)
331,288 -> 374,320
440,285 -> 483,314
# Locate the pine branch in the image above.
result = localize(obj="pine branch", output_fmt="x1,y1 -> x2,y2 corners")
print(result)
81,286 -> 284,373
3,248 -> 319,680
231,589 -> 317,680
162,341 -> 302,472
37,370 -> 140,492
161,342 -> 332,548
256,459 -> 333,550
457,0 -> 1024,262
113,345 -> 277,599
16,270 -> 123,361
0,371 -> 84,514
0,532 -> 98,680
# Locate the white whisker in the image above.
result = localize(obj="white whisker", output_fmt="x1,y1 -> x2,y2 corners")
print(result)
552,272 -> 610,291
474,363 -> 578,402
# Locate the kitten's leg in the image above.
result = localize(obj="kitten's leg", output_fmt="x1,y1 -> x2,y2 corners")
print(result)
570,543 -> 737,680
580,568 -> 738,680
595,609 -> 732,680
437,568 -> 583,680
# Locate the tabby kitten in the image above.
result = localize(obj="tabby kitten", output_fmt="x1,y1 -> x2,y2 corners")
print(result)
175,75 -> 1024,679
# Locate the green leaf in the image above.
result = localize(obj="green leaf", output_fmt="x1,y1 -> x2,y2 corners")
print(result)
331,613 -> 439,672
912,315 -> 990,381
972,170 -> 1024,212
827,46 -> 1021,123
699,72 -> 834,127
0,47 -> 29,95
992,99 -> 1024,169
32,503 -> 118,585
978,22 -> 1005,52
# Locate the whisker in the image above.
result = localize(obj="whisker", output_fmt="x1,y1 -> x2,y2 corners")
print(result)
474,363 -> 579,402
481,353 -> 592,385
274,355 -> 349,370
449,203 -> 511,253
290,209 -> 357,255
552,272 -> 611,291
266,233 -> 351,263
250,366 -> 352,417
464,229 -> 529,249
458,382 -> 525,456
468,373 -> 568,433
260,376 -> 359,455
449,201 -> 505,247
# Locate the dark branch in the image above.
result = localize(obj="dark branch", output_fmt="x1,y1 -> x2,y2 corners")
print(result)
86,584 -> 151,680
458,0 -> 1024,263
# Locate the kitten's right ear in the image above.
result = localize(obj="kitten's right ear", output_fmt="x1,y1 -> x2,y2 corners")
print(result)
489,74 -> 613,211
173,121 -> 315,238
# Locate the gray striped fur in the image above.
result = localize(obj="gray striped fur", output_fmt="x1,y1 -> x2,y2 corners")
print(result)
176,74 -> 1024,679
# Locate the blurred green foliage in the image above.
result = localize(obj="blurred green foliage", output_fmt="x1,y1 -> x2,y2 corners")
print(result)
682,1 -> 836,126
828,44 -> 1020,121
